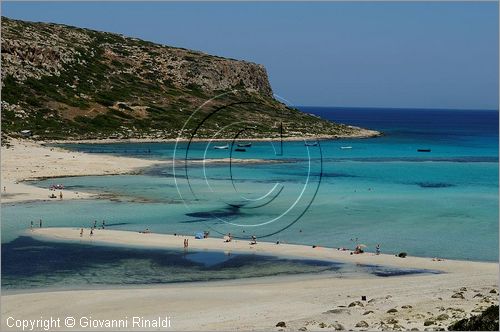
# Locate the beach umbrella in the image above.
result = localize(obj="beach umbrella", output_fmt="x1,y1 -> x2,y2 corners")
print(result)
358,244 -> 368,248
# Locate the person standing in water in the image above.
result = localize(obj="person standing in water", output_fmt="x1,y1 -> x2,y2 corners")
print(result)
80,228 -> 84,237
102,220 -> 105,229
376,244 -> 381,255
39,219 -> 42,228
93,220 -> 97,229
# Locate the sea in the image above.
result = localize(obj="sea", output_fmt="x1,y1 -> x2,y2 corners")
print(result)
2,107 -> 498,289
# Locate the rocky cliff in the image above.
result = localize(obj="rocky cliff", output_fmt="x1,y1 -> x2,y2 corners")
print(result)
1,17 -> 379,140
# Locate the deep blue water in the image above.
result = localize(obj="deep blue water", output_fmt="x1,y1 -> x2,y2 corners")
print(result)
1,107 -> 498,289
1,237 -> 439,290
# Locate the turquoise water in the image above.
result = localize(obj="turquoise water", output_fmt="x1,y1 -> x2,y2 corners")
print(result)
2,108 -> 498,279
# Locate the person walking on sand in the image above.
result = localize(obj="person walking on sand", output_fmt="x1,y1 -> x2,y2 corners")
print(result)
59,191 -> 63,200
39,219 -> 42,228
80,228 -> 83,237
90,228 -> 94,237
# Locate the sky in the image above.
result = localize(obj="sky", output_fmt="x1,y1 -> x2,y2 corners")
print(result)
2,1 -> 499,110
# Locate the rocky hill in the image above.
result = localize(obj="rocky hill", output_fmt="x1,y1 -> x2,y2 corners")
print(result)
1,17 -> 379,141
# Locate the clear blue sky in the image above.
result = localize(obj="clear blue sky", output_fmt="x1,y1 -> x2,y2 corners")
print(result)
2,1 -> 498,110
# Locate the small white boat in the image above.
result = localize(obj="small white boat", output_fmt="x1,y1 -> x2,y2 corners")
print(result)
340,146 -> 352,149
214,145 -> 229,150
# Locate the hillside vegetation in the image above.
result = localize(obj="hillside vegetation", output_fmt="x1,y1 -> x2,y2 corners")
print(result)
1,17 -> 378,141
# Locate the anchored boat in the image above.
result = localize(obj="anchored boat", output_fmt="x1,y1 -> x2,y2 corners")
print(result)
304,142 -> 318,147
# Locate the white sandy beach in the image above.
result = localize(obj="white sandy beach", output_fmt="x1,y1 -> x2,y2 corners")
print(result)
1,139 -> 160,203
0,139 -> 275,204
1,227 -> 497,331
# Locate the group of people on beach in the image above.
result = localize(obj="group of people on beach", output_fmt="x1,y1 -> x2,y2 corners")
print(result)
48,184 -> 65,200
78,220 -> 106,237
30,219 -> 43,230
49,184 -> 65,190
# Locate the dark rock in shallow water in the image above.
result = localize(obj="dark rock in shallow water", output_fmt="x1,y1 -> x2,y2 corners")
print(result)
416,182 -> 455,188
448,305 -> 499,331
276,321 -> 286,328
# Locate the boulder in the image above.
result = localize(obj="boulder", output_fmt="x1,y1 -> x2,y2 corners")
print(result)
448,305 -> 499,331
436,314 -> 449,321
276,321 -> 286,328
387,308 -> 398,313
329,322 -> 345,330
355,321 -> 369,328
348,301 -> 364,307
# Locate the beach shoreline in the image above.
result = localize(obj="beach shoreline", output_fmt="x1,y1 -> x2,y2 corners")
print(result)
42,127 -> 381,145
28,227 -> 498,274
1,227 -> 498,331
0,139 -> 162,204
0,139 -> 286,204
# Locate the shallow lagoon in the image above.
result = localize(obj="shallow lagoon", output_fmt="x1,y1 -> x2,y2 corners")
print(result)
1,108 -> 498,289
